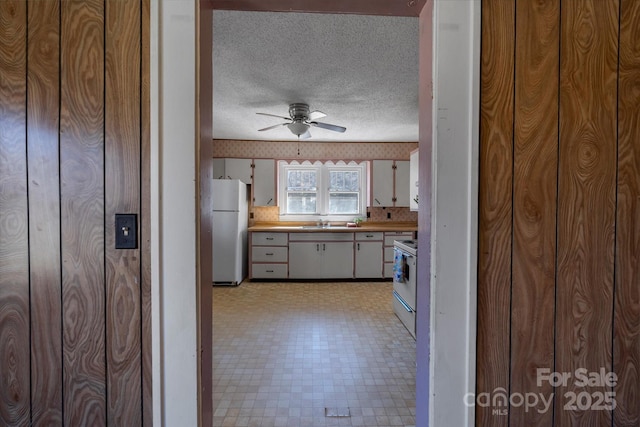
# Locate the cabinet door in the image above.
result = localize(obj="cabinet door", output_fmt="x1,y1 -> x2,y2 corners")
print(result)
225,158 -> 253,184
253,159 -> 275,206
288,242 -> 322,279
409,151 -> 419,211
355,241 -> 383,278
212,158 -> 226,180
321,242 -> 354,279
372,160 -> 394,207
394,160 -> 410,207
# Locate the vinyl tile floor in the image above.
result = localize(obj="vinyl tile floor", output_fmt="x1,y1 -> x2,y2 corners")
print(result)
213,281 -> 417,427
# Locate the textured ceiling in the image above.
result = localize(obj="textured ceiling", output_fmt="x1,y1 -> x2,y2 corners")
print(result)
212,11 -> 419,142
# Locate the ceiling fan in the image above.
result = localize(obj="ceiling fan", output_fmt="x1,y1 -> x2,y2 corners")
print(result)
257,103 -> 347,139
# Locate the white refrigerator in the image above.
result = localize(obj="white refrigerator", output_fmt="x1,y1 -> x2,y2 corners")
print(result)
212,179 -> 249,285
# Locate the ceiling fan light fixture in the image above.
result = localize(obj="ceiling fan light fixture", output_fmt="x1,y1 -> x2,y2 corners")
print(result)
287,121 -> 309,137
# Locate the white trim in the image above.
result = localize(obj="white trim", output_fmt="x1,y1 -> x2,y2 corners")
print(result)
150,0 -> 161,424
151,1 -> 481,425
429,1 -> 480,426
151,1 -> 200,425
278,160 -> 368,221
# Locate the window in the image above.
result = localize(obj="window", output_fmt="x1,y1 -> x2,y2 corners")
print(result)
279,161 -> 367,220
285,168 -> 317,214
328,169 -> 360,214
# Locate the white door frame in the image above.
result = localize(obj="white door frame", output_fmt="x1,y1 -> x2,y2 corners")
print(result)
150,1 -> 481,425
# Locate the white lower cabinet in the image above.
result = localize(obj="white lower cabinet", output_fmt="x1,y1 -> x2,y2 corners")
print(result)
250,232 -> 288,279
289,240 -> 354,279
250,230 -> 413,280
322,242 -> 355,278
355,232 -> 384,278
288,242 -> 322,279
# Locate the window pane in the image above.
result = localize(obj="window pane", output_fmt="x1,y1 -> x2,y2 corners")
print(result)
329,170 -> 359,192
329,192 -> 359,214
287,170 -> 317,191
287,192 -> 317,214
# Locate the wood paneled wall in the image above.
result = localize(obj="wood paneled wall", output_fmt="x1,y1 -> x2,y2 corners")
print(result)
0,0 -> 151,425
478,0 -> 639,426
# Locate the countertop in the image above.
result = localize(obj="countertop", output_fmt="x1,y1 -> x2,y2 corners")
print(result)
248,221 -> 418,233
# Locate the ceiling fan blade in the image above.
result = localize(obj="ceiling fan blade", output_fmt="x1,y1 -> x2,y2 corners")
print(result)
308,110 -> 326,121
310,121 -> 346,133
256,112 -> 292,121
299,130 -> 312,140
258,123 -> 288,131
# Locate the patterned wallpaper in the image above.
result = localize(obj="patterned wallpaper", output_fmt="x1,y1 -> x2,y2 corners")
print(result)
215,139 -> 419,224
212,139 -> 418,160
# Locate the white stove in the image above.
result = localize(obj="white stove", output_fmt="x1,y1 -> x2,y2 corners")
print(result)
393,239 -> 417,256
393,240 -> 417,339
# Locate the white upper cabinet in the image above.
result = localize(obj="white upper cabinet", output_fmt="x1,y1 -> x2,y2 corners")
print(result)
372,159 -> 410,207
409,149 -> 419,211
253,159 -> 276,206
372,160 -> 395,207
212,158 -> 226,180
225,158 -> 253,183
213,158 -> 253,184
394,160 -> 410,207
213,158 -> 276,206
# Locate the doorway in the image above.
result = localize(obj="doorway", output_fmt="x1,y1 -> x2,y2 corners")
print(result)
201,2 -> 431,426
152,1 -> 480,426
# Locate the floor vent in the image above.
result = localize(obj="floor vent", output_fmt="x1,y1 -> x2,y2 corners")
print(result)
325,407 -> 351,418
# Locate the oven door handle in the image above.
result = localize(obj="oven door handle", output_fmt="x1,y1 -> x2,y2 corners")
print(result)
393,291 -> 413,313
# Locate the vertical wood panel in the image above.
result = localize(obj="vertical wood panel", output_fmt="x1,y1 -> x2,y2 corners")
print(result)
556,0 -> 618,425
477,0 -> 514,424
510,0 -> 558,424
141,0 -> 153,423
0,1 -> 30,425
26,0 -> 63,424
60,0 -> 106,424
105,0 -> 142,424
614,0 -> 640,424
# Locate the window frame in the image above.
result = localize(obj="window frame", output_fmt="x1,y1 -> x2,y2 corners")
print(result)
278,160 -> 368,221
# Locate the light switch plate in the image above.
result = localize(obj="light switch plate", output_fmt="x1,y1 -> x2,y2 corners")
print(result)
115,214 -> 137,249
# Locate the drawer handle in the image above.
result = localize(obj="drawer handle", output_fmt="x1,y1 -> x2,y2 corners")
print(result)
266,270 -> 274,273
366,234 -> 374,238
266,253 -> 274,256
266,237 -> 274,240
393,291 -> 413,313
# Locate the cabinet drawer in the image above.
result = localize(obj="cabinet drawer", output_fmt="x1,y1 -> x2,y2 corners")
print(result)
384,232 -> 414,246
252,232 -> 288,246
252,246 -> 288,262
252,264 -> 288,279
355,232 -> 383,241
288,232 -> 354,241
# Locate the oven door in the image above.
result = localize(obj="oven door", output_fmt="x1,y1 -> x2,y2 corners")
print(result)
393,290 -> 416,339
392,248 -> 416,310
